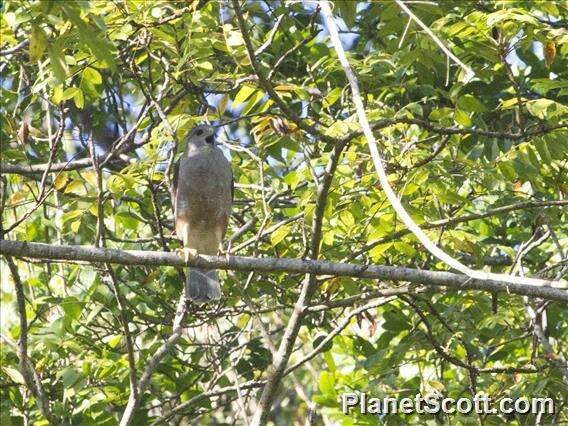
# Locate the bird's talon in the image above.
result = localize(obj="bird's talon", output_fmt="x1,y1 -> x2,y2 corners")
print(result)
178,248 -> 198,263
222,243 -> 232,262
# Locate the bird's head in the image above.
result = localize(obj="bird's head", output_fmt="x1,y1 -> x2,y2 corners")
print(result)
185,124 -> 216,151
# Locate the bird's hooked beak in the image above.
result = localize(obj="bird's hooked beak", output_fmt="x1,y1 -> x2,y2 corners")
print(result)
205,127 -> 215,145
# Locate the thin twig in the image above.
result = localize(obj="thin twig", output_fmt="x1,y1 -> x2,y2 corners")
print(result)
320,1 -> 560,290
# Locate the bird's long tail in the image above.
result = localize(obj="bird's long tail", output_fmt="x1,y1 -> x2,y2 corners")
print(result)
186,268 -> 221,302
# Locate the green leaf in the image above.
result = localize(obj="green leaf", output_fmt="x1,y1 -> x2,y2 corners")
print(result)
336,0 -> 357,27
62,3 -> 117,70
242,90 -> 265,115
270,224 -> 291,246
429,107 -> 453,121
544,133 -> 566,159
534,138 -> 552,164
51,85 -> 64,104
73,88 -> 84,109
526,146 -> 541,170
312,334 -> 333,353
454,109 -> 472,127
323,87 -> 342,108
369,242 -> 393,260
393,242 -> 416,256
383,310 -> 410,332
526,99 -> 568,120
457,94 -> 487,113
48,42 -> 68,84
531,79 -> 568,95
2,366 -> 25,384
62,87 -> 79,101
318,371 -> 336,395
498,162 -> 516,181
483,139 -> 499,161
233,85 -> 256,109
83,67 -> 102,85
62,297 -> 83,321
60,367 -> 82,388
197,60 -> 213,71
105,335 -> 122,349
70,219 -> 81,233
339,210 -> 355,228
115,211 -> 139,230
283,170 -> 301,191
62,210 -> 83,223
29,25 -> 47,62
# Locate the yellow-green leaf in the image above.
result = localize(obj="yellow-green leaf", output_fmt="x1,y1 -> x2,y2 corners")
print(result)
83,67 -> 102,85
73,88 -> 84,109
82,171 -> 98,187
2,366 -> 25,384
48,43 -> 68,84
369,242 -> 393,260
429,380 -> 445,391
336,0 -> 357,27
454,109 -> 472,127
29,25 -> 47,62
233,85 -> 256,109
270,224 -> 291,247
64,180 -> 85,195
70,219 -> 81,233
54,174 -> 69,190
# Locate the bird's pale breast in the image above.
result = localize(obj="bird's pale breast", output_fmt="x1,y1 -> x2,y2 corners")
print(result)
175,146 -> 232,254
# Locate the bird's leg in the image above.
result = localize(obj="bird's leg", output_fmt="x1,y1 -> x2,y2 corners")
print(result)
177,247 -> 198,263
220,241 -> 231,262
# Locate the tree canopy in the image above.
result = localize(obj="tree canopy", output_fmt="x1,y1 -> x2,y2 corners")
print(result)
0,1 -> 567,424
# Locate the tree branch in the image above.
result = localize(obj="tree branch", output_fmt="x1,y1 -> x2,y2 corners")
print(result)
150,380 -> 264,425
106,266 -> 139,400
231,2 -> 360,421
2,120 -> 564,177
0,39 -> 29,56
119,293 -> 187,426
229,0 -> 336,147
351,199 -> 568,260
395,0 -> 475,79
1,240 -> 566,302
320,2 -> 563,291
372,117 -> 567,141
6,256 -> 55,423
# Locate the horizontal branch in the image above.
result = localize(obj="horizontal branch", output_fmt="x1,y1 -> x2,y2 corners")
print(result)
151,380 -> 264,425
1,240 -> 566,302
352,199 -> 568,259
0,146 -> 138,176
0,157 -> 100,176
372,118 -> 567,140
0,39 -> 29,56
2,120 -> 564,177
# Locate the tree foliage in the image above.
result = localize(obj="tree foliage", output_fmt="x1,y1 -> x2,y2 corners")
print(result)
0,1 -> 567,424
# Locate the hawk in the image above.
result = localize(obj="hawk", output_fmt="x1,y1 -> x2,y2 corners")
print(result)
173,124 -> 233,302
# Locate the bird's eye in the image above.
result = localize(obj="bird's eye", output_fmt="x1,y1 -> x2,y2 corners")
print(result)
196,129 -> 204,136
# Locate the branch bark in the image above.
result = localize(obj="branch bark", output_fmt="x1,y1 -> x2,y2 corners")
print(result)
2,120 -> 564,177
6,256 -> 55,423
119,293 -> 187,426
320,2 -> 561,291
350,199 -> 568,260
0,39 -> 29,56
395,0 -> 474,79
1,240 -> 566,302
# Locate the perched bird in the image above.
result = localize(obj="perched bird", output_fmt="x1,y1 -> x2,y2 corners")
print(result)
173,124 -> 233,302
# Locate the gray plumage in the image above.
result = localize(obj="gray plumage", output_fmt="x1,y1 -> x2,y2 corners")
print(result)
173,124 -> 233,302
